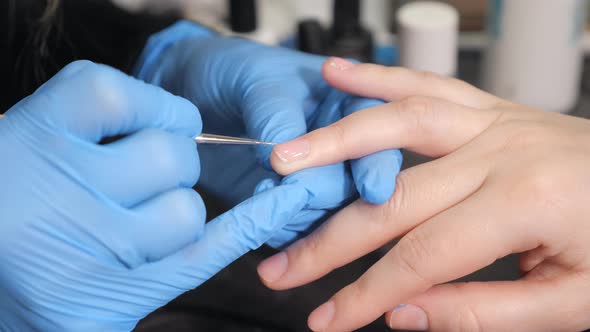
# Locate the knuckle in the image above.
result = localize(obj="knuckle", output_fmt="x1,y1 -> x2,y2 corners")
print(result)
81,64 -> 127,112
396,96 -> 438,136
299,231 -> 322,254
187,147 -> 201,186
62,60 -> 95,73
448,76 -> 476,91
289,232 -> 324,268
385,66 -> 409,78
325,122 -> 354,157
73,60 -> 101,73
516,166 -> 564,212
504,128 -> 539,150
81,63 -> 115,86
327,122 -> 347,144
380,170 -> 411,224
416,70 -> 447,85
445,284 -> 485,332
170,189 -> 206,233
346,277 -> 371,303
458,305 -> 484,332
398,96 -> 433,115
143,130 -> 181,175
502,164 -> 571,237
175,136 -> 200,187
522,170 -> 556,198
393,231 -> 434,285
495,119 -> 543,150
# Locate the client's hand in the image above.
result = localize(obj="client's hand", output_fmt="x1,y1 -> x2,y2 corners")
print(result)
259,58 -> 590,332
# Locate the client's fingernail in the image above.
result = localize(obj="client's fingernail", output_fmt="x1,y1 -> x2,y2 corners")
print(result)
258,252 -> 288,284
308,300 -> 335,331
388,304 -> 428,331
328,57 -> 355,70
273,139 -> 310,163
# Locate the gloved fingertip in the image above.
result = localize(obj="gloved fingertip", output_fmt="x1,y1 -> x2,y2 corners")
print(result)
357,181 -> 394,205
58,60 -> 96,79
352,149 -> 403,205
193,106 -> 204,137
192,193 -> 207,239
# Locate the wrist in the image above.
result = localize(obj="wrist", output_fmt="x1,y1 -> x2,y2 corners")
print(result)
133,20 -> 216,89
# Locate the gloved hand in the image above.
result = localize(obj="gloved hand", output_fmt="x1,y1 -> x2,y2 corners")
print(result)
135,21 -> 403,248
0,61 -> 308,331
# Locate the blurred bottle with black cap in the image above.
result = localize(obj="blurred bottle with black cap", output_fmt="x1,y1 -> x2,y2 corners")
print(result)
228,0 -> 288,45
229,0 -> 257,33
297,0 -> 374,62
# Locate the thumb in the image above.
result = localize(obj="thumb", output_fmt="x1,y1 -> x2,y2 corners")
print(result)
386,276 -> 590,332
148,184 -> 309,292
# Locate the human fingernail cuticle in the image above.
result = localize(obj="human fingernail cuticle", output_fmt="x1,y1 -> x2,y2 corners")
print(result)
273,139 -> 310,163
327,57 -> 355,70
257,252 -> 288,284
308,300 -> 335,331
388,304 -> 428,331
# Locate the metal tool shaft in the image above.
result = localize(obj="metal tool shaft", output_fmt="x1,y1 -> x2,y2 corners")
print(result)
193,133 -> 275,146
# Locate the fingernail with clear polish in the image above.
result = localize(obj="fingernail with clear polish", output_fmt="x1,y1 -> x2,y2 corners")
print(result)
327,57 -> 355,71
273,139 -> 310,163
308,300 -> 335,332
388,304 -> 428,331
257,252 -> 288,284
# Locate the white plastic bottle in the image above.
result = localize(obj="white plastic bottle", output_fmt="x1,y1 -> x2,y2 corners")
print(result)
396,1 -> 459,77
481,0 -> 587,113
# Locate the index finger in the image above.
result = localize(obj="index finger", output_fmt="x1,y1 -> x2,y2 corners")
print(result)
270,96 -> 500,176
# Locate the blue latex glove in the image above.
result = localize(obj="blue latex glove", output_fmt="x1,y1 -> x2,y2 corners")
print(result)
135,21 -> 403,248
0,61 -> 309,331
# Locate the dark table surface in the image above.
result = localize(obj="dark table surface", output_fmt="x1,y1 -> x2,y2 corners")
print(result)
134,52 -> 590,332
